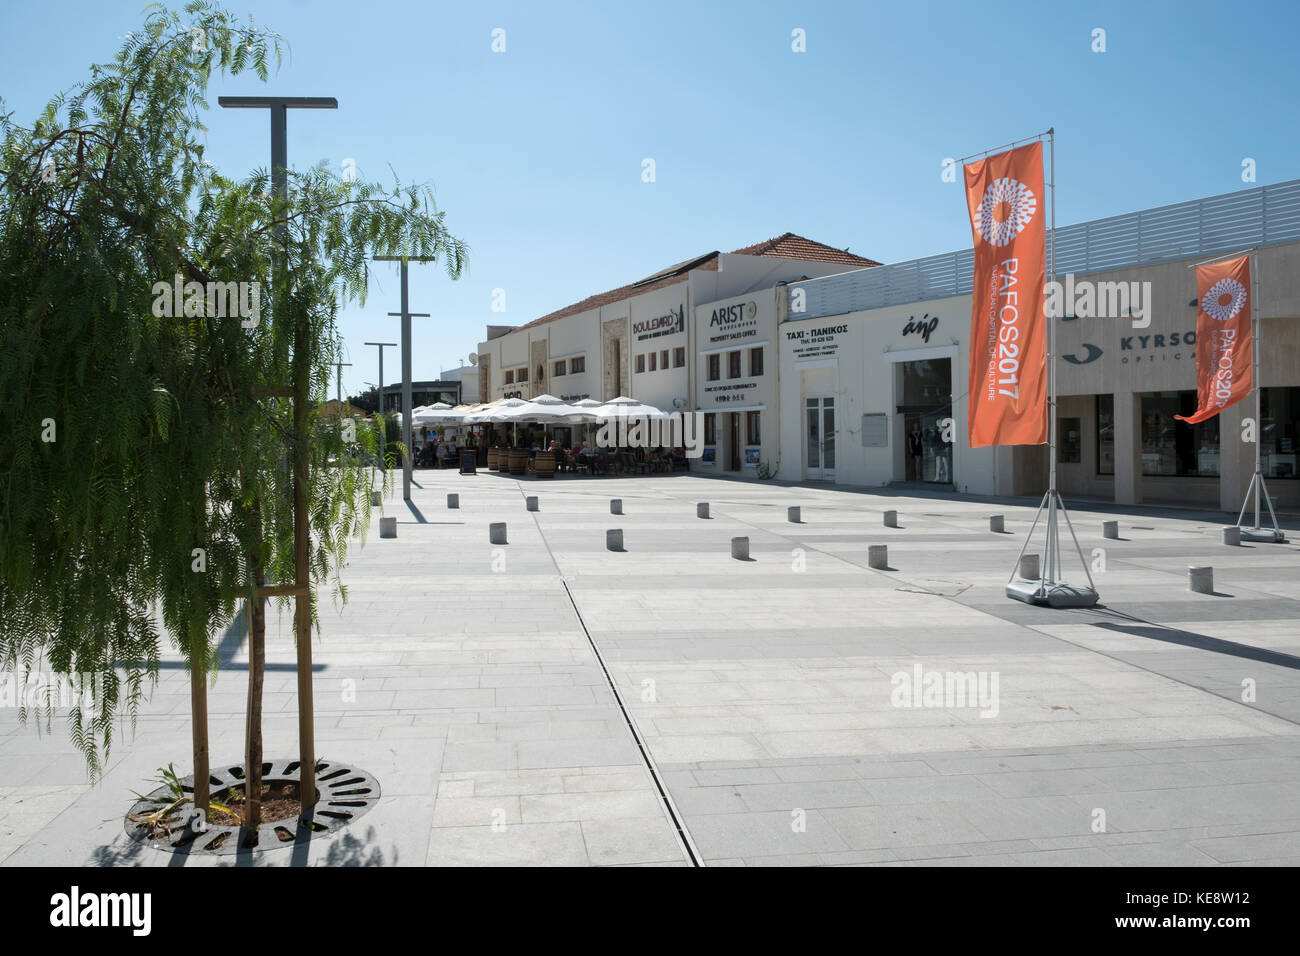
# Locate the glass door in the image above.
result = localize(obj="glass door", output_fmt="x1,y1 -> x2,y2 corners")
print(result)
806,397 -> 835,479
897,358 -> 953,485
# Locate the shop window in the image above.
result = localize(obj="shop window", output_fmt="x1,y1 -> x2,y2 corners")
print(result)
660,349 -> 669,370
1096,395 -> 1114,475
504,369 -> 514,385
673,347 -> 685,368
746,411 -> 761,445
707,354 -> 720,381
553,360 -> 567,377
570,356 -> 585,374
1263,386 -> 1300,478
635,354 -> 645,374
728,350 -> 742,379
704,413 -> 717,445
649,352 -> 657,372
1059,417 -> 1081,463
1140,391 -> 1219,476
518,367 -> 528,383
750,347 -> 764,377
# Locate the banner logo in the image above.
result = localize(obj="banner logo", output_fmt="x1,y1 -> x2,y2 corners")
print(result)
972,177 -> 1037,247
1202,278 -> 1247,321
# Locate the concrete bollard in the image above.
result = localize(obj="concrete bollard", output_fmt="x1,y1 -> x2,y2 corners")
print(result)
1222,526 -> 1241,546
610,499 -> 623,515
731,537 -> 749,560
868,545 -> 889,569
883,510 -> 898,528
788,506 -> 801,523
606,529 -> 623,551
697,502 -> 710,519
370,491 -> 381,507
447,493 -> 459,509
989,515 -> 1004,533
1188,566 -> 1213,594
1102,520 -> 1119,539
489,522 -> 507,545
526,496 -> 538,512
379,517 -> 396,539
1019,553 -> 1040,580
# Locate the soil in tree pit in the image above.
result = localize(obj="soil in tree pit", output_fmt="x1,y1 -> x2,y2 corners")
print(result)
210,781 -> 307,826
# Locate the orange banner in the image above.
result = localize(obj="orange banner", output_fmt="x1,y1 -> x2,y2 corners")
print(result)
1176,255 -> 1253,425
964,141 -> 1047,447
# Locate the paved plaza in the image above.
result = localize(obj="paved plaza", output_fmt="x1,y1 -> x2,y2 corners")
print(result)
3,470 -> 1300,867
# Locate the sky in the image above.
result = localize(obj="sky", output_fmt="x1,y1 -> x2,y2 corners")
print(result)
4,0 -> 1298,399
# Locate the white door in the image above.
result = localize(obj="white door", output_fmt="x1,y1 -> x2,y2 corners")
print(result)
805,396 -> 836,479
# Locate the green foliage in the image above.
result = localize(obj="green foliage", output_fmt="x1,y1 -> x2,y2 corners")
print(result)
0,2 -> 465,779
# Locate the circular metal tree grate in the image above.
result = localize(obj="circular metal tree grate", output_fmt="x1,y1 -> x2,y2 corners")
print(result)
124,757 -> 381,856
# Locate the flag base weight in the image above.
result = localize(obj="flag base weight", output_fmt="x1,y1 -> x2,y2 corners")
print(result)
1005,579 -> 1100,607
1005,488 -> 1100,610
1235,470 -> 1286,544
1239,526 -> 1287,543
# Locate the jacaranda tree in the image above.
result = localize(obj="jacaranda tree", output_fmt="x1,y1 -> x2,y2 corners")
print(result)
0,1 -> 465,830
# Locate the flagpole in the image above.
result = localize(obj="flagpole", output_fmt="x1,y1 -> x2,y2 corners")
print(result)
989,128 -> 1098,607
1253,249 -> 1262,530
1233,248 -> 1286,541
1046,128 -> 1059,587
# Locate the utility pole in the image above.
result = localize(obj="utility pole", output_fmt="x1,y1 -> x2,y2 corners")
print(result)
364,341 -> 396,469
333,360 -> 352,404
373,255 -> 437,501
219,95 -> 337,820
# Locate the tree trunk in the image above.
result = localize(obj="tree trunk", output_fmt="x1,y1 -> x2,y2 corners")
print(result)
188,624 -> 210,820
245,510 -> 266,837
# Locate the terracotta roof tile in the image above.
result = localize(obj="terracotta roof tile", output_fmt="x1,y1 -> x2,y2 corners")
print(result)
729,232 -> 881,267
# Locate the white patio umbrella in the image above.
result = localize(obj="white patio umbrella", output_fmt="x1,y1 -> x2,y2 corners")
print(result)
593,396 -> 671,420
414,401 -> 464,424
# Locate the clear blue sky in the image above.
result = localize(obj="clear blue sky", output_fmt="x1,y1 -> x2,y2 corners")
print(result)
4,0 -> 1297,399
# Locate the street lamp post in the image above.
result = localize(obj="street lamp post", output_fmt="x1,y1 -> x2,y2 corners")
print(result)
373,255 -> 438,501
364,341 -> 396,470
218,95 -> 337,819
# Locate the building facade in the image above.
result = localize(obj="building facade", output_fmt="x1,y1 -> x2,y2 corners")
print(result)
779,179 -> 1300,512
468,180 -> 1300,514
475,234 -> 881,464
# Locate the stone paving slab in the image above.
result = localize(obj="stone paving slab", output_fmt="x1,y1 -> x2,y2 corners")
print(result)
2,470 -> 1298,866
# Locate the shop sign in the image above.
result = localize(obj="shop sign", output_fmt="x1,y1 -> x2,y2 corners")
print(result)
707,300 -> 759,344
702,382 -> 758,404
786,323 -> 847,359
634,305 -> 684,340
901,313 -> 939,343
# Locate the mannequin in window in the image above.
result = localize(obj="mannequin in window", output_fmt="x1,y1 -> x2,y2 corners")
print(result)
907,426 -> 923,481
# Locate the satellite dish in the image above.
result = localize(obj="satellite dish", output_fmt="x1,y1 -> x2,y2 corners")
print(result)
468,353 -> 478,366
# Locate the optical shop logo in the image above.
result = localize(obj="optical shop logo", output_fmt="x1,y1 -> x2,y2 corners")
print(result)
1045,274 -> 1153,329
594,412 -> 705,458
972,177 -> 1037,247
1202,277 -> 1247,321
